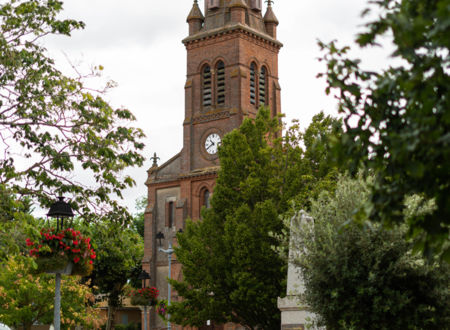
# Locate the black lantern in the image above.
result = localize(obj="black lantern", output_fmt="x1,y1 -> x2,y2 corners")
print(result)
138,270 -> 151,288
47,196 -> 74,231
156,231 -> 165,248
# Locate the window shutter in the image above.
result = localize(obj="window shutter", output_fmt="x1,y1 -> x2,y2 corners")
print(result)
250,63 -> 256,105
203,65 -> 212,107
259,66 -> 267,106
216,61 -> 225,105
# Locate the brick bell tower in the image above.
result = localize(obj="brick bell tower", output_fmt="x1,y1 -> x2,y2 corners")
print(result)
143,1 -> 282,328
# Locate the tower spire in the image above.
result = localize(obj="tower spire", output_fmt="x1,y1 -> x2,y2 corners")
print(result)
264,0 -> 278,38
187,0 -> 204,35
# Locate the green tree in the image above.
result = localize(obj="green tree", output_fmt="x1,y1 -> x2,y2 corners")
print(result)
132,196 -> 146,239
0,256 -> 99,330
170,108 -> 342,329
320,0 -> 450,258
293,174 -> 450,329
0,185 -> 38,261
0,0 -> 145,219
82,222 -> 144,330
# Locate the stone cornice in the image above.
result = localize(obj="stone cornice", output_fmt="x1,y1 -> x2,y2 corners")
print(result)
178,167 -> 219,179
182,23 -> 283,49
147,167 -> 219,186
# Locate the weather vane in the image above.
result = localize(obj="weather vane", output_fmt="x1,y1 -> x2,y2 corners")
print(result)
151,152 -> 160,167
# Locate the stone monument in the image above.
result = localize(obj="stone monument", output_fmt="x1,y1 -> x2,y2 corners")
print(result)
278,211 -> 317,330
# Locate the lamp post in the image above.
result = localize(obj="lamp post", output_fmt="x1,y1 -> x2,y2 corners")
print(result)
138,270 -> 151,330
47,196 -> 74,330
156,231 -> 174,330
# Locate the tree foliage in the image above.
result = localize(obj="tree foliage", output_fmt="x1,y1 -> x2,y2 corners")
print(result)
0,0 -> 145,220
320,0 -> 450,258
170,108 -> 342,329
293,174 -> 450,329
131,196 -> 146,239
0,184 -> 38,261
81,222 -> 143,330
0,255 -> 99,330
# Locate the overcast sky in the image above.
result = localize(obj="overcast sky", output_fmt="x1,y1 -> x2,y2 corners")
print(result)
42,0 -> 391,213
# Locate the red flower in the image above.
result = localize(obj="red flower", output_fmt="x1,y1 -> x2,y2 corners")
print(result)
73,257 -> 80,263
89,260 -> 93,264
73,240 -> 79,245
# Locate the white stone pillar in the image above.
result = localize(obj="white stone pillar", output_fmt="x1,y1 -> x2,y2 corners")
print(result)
278,211 -> 317,330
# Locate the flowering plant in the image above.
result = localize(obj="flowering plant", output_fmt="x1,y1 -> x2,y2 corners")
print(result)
156,299 -> 168,320
26,228 -> 96,276
129,287 -> 159,306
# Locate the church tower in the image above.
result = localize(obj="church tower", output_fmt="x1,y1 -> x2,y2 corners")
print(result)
143,1 -> 282,328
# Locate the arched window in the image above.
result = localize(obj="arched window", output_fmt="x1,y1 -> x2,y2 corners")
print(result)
203,190 -> 211,209
168,201 -> 175,227
250,62 -> 257,105
259,66 -> 267,106
216,61 -> 225,105
202,65 -> 212,107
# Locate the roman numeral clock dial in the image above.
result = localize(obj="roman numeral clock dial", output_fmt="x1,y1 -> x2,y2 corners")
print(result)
204,133 -> 221,155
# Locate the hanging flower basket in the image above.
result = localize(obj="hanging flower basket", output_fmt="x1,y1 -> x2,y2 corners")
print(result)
27,228 -> 96,276
129,287 -> 159,306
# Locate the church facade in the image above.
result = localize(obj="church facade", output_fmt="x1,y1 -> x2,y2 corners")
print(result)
143,1 -> 282,328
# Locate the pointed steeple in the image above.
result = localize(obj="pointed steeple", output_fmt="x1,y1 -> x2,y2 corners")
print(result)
187,0 -> 204,35
184,0 -> 282,45
264,1 -> 279,38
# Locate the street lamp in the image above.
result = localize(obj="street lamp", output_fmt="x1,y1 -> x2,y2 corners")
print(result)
156,231 -> 174,330
138,270 -> 151,330
47,196 -> 74,330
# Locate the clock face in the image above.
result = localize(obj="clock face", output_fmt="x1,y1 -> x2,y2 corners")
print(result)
204,133 -> 221,155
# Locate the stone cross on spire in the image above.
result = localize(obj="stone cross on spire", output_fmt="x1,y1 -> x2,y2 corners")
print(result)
265,0 -> 274,6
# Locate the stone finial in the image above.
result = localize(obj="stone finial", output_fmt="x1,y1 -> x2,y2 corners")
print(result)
263,0 -> 278,38
150,152 -> 160,167
187,0 -> 204,35
187,0 -> 204,22
263,2 -> 279,25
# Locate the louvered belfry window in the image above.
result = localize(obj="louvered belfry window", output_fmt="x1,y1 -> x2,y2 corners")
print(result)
259,66 -> 267,106
216,61 -> 225,105
204,190 -> 210,209
250,62 -> 257,105
168,201 -> 175,227
203,65 -> 212,107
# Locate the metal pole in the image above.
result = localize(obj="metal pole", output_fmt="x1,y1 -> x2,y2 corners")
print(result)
143,305 -> 147,330
158,236 -> 174,330
54,273 -> 61,330
167,240 -> 172,330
